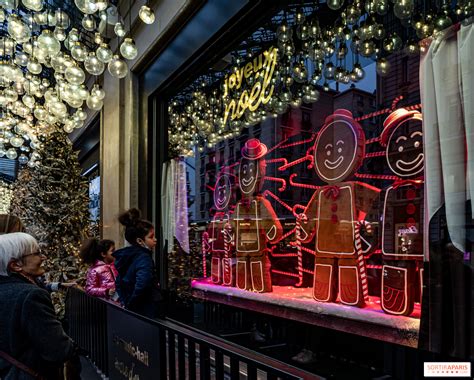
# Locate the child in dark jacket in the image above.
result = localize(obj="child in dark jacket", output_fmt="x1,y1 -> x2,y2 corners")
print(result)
113,208 -> 158,318
80,238 -> 118,300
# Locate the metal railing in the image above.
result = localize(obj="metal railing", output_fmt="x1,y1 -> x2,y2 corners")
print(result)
65,288 -> 320,380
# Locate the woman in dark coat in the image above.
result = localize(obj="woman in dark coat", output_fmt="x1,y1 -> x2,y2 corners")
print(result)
0,232 -> 75,380
113,208 -> 158,318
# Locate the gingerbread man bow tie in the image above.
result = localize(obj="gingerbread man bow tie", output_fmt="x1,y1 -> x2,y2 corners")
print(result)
323,185 -> 341,200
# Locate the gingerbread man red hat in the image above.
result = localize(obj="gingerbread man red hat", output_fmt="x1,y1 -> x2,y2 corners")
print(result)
241,138 -> 268,160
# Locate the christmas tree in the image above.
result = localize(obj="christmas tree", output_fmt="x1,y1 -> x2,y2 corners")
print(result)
10,129 -> 89,313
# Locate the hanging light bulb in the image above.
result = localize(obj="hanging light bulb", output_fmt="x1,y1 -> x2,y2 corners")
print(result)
120,38 -> 138,60
75,0 -> 98,14
139,5 -> 155,24
55,9 -> 70,28
376,58 -> 391,77
71,42 -> 88,61
108,55 -> 128,78
91,84 -> 105,99
114,22 -> 126,37
54,27 -> 67,41
86,95 -> 103,110
393,0 -> 414,20
37,29 -> 60,55
96,43 -> 113,63
22,0 -> 42,11
27,59 -> 42,75
65,65 -> 86,84
84,53 -> 105,75
82,14 -> 96,31
327,0 -> 344,10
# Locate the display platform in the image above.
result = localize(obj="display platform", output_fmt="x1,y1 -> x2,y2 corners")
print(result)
192,278 -> 420,348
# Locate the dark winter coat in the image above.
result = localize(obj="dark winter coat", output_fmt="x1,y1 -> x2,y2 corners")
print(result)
113,245 -> 158,318
0,275 -> 74,380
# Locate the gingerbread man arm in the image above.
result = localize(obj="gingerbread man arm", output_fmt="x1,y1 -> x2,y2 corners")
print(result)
298,189 -> 318,243
258,196 -> 283,243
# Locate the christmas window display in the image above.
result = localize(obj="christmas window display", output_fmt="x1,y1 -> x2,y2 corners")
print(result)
165,2 -> 473,346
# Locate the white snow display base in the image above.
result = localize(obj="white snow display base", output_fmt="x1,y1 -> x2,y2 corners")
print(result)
192,278 -> 420,347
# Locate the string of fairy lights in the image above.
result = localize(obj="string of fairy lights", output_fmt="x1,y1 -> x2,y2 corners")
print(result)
168,0 -> 472,158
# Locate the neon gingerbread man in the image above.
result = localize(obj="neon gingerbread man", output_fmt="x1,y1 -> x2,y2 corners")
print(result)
233,138 -> 283,292
299,109 -> 380,307
380,108 -> 424,316
203,174 -> 234,285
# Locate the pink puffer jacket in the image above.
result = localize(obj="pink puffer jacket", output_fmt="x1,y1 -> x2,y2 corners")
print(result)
85,260 -> 118,298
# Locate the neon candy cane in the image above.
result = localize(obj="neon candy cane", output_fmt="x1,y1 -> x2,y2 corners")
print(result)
354,220 -> 372,303
280,134 -> 316,149
289,173 -> 320,190
271,269 -> 300,278
295,214 -> 305,287
278,155 -> 313,171
355,173 -> 400,181
223,222 -> 233,285
264,176 -> 287,192
364,151 -> 386,158
202,231 -> 209,278
267,138 -> 289,154
265,158 -> 288,166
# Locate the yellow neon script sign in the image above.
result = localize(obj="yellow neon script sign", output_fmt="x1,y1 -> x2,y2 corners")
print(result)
223,47 -> 278,126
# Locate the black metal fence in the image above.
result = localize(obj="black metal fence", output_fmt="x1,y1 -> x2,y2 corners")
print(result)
65,288 -> 319,379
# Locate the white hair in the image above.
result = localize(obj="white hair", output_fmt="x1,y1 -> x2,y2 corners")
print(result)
0,232 -> 39,276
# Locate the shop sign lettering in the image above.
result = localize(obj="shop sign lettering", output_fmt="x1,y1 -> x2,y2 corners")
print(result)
222,46 -> 278,126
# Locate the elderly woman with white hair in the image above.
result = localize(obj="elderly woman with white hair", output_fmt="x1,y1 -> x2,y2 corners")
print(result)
0,232 -> 75,380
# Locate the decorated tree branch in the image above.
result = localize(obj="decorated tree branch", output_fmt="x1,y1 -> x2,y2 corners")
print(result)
10,129 -> 89,314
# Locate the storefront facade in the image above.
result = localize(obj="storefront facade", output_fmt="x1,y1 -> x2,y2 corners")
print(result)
82,0 -> 474,377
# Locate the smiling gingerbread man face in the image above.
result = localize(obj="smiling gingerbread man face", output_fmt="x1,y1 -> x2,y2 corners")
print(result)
382,109 -> 423,178
314,109 -> 365,184
239,158 -> 266,195
213,174 -> 232,211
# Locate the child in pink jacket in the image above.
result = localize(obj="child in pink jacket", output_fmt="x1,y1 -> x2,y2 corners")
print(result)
79,238 -> 118,299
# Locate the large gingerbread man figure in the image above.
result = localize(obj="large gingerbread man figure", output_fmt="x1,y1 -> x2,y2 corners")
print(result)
380,108 -> 424,316
300,109 -> 380,307
233,138 -> 283,292
204,174 -> 234,285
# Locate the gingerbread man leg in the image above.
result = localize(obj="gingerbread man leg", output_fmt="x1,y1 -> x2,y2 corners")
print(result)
211,254 -> 222,284
313,257 -> 338,302
339,258 -> 367,307
236,255 -> 251,290
250,255 -> 272,292
381,261 -> 416,316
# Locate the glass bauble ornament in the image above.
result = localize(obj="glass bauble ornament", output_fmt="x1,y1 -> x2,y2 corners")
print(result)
18,154 -> 28,165
37,30 -> 60,55
96,43 -> 113,63
302,85 -> 320,103
120,38 -> 138,60
393,0 -> 414,20
106,5 -> 120,24
277,23 -> 292,43
54,27 -> 67,41
353,63 -> 365,80
404,40 -> 419,56
91,84 -> 105,99
292,62 -> 307,83
139,5 -> 155,24
296,23 -> 310,40
82,14 -> 96,31
360,40 -> 375,57
84,53 -> 105,75
76,109 -> 87,120
434,13 -> 453,34
7,15 -> 31,43
22,94 -> 35,108
65,65 -> 85,84
75,0 -> 97,14
376,0 -> 389,15
374,24 -> 386,40
55,9 -> 70,28
10,136 -> 24,147
346,5 -> 361,23
86,95 -> 103,110
376,58 -> 391,77
68,28 -> 80,43
108,55 -> 128,78
308,18 -> 320,38
323,62 -> 335,79
6,148 -> 17,160
22,0 -> 42,11
71,42 -> 88,61
327,0 -> 344,10
114,22 -> 126,37
27,59 -> 42,75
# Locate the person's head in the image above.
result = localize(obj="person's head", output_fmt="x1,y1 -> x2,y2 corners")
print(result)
118,208 -> 156,250
79,238 -> 116,265
0,232 -> 45,278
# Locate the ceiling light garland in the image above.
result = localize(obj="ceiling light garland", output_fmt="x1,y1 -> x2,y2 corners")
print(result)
168,0 -> 473,158
0,0 -> 155,166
